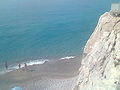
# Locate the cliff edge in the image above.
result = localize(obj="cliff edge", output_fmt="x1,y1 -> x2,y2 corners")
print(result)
74,12 -> 120,90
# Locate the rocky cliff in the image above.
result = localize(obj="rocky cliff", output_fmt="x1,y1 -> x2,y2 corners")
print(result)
74,12 -> 120,90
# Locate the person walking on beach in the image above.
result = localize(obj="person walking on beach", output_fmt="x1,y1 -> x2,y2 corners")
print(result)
5,61 -> 8,70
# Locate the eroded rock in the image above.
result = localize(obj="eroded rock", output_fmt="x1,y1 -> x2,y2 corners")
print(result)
74,12 -> 120,90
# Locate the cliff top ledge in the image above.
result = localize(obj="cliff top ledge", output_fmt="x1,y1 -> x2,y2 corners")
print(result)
110,3 -> 120,17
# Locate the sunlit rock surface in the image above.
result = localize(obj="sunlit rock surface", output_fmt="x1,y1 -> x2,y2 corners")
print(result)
74,12 -> 120,90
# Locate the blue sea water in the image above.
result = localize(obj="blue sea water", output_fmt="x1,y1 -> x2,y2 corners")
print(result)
0,0 -> 116,68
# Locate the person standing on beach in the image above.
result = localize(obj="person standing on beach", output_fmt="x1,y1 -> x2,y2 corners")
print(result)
18,64 -> 21,69
24,63 -> 27,70
5,61 -> 8,70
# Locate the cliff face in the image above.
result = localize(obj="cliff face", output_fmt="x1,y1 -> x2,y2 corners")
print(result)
74,12 -> 120,90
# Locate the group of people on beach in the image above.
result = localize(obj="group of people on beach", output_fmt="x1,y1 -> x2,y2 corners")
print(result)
4,61 -> 28,70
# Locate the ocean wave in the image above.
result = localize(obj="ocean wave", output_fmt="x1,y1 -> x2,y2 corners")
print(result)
10,59 -> 48,69
60,56 -> 75,60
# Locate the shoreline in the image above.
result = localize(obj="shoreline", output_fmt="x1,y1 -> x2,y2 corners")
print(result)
0,56 -> 82,90
0,56 -> 76,75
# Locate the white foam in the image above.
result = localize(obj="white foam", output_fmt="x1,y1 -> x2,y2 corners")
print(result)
25,59 -> 48,66
12,59 -> 48,69
60,56 -> 75,60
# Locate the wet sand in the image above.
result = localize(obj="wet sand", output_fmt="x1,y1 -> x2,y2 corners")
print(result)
0,57 -> 81,90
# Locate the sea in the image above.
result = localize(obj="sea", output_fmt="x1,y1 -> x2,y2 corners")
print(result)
0,0 -> 116,71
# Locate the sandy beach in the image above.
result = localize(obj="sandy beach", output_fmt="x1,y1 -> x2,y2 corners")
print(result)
0,56 -> 81,90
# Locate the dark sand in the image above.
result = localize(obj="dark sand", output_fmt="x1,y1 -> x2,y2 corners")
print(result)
0,57 -> 81,90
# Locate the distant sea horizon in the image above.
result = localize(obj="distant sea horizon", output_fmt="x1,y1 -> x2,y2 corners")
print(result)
0,0 -> 114,70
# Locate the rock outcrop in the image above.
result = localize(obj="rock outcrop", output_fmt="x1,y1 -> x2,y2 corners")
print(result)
74,12 -> 120,90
